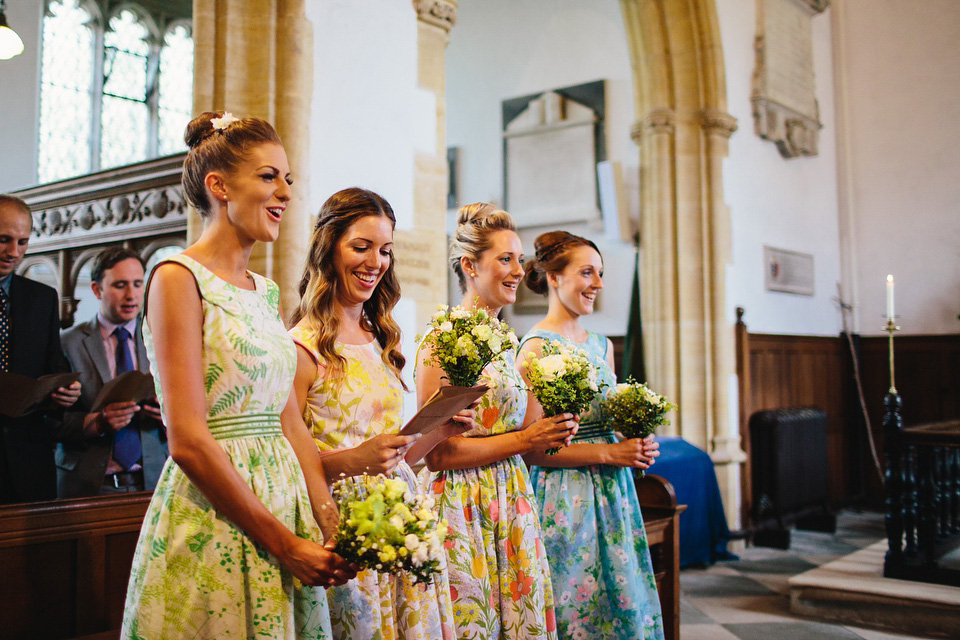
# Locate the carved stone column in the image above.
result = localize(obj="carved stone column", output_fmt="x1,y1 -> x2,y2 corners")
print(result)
191,0 -> 313,313
621,0 -> 744,529
406,0 -> 456,330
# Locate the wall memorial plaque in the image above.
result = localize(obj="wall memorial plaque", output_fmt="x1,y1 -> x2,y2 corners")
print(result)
751,0 -> 829,158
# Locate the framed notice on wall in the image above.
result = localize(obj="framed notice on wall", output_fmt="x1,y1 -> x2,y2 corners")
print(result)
764,246 -> 814,295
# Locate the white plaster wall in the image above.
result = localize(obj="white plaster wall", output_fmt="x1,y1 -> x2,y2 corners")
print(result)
446,0 -> 639,339
306,0 -> 433,232
836,0 -> 960,336
717,0 -> 843,337
0,0 -> 43,192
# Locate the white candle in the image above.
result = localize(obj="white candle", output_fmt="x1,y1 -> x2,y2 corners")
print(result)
886,274 -> 895,319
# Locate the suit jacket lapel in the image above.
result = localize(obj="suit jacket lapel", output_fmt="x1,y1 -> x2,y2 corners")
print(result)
80,317 -> 112,385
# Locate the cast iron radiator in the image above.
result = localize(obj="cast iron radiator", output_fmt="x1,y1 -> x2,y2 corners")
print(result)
749,406 -> 835,546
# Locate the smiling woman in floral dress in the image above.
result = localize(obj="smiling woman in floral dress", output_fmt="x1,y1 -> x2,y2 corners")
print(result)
416,203 -> 577,640
289,187 -> 455,640
121,112 -> 354,639
518,231 -> 664,640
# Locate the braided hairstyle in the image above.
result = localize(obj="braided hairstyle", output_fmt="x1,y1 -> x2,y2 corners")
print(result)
523,230 -> 601,295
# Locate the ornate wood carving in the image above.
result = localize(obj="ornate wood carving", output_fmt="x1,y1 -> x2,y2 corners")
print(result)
17,154 -> 188,252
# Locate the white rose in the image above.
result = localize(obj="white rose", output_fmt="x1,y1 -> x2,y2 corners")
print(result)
472,324 -> 492,340
405,533 -> 420,550
538,354 -> 566,382
439,321 -> 453,333
451,308 -> 470,319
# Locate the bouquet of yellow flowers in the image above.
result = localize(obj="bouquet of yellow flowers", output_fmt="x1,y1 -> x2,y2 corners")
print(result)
418,303 -> 518,387
330,474 -> 447,585
522,340 -> 604,453
601,377 -> 676,441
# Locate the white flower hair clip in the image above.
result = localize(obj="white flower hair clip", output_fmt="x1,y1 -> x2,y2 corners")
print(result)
211,112 -> 241,131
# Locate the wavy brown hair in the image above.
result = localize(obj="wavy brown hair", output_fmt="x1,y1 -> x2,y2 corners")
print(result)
290,187 -> 407,389
523,230 -> 602,295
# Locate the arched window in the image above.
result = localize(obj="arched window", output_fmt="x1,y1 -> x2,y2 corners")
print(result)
37,0 -> 192,184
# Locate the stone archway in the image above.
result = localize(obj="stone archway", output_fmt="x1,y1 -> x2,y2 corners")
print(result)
620,0 -> 743,524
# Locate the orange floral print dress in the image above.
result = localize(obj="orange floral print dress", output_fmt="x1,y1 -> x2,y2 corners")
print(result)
421,350 -> 558,640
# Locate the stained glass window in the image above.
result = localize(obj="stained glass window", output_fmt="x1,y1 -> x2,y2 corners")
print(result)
37,0 -> 94,183
158,23 -> 194,156
100,9 -> 150,170
37,1 -> 192,184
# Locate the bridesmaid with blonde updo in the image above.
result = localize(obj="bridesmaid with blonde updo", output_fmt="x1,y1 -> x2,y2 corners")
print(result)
417,203 -> 577,640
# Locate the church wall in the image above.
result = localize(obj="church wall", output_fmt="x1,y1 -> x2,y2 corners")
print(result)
0,0 -> 43,192
835,0 -> 960,337
717,0 -> 843,337
445,0 -> 639,340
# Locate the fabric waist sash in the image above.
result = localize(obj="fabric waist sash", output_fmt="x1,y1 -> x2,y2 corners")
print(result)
573,422 -> 615,442
207,412 -> 283,440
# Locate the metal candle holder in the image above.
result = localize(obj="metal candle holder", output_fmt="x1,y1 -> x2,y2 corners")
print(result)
884,317 -> 899,394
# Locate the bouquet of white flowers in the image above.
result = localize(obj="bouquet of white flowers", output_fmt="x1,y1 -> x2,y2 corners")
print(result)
330,474 -> 447,585
418,303 -> 518,387
522,340 -> 604,453
600,377 -> 676,441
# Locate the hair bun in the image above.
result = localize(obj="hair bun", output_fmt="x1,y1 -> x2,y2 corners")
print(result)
183,111 -> 222,149
523,258 -> 549,295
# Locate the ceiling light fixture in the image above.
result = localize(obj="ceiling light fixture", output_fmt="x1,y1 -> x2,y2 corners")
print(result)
0,0 -> 25,60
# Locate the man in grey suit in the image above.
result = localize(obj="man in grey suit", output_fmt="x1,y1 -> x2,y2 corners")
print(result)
56,247 -> 168,497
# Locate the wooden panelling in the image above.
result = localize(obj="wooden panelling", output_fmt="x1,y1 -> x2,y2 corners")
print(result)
0,493 -> 150,639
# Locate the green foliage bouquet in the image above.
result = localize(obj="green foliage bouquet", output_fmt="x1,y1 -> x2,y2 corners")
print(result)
601,377 -> 676,440
522,340 -> 605,453
418,303 -> 518,387
330,474 -> 447,585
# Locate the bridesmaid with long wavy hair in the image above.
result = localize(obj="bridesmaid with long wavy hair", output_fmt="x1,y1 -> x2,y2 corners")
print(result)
289,187 -> 456,640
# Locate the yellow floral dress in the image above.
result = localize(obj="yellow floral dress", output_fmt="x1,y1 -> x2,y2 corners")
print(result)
290,323 -> 455,640
420,350 -> 558,640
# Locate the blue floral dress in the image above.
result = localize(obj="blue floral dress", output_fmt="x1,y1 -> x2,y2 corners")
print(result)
524,329 -> 664,640
420,349 -> 558,640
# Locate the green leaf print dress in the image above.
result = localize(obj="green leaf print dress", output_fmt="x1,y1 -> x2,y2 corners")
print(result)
121,254 -> 333,640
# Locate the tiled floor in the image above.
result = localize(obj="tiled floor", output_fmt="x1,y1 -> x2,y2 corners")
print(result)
679,510 -> 930,640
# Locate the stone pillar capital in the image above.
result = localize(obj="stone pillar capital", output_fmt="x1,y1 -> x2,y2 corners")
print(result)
631,108 -> 675,144
413,0 -> 457,32
701,108 -> 738,139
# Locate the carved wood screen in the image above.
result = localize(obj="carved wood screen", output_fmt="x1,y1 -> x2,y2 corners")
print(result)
13,153 -> 189,328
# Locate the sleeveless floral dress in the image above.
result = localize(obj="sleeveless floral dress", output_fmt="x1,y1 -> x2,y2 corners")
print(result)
420,348 -> 558,640
524,329 -> 664,640
121,254 -> 332,640
290,323 -> 455,640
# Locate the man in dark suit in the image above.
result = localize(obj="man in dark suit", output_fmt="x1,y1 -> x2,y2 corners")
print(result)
0,194 -> 81,503
57,247 -> 168,496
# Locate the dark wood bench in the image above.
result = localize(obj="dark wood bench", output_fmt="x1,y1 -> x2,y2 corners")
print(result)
636,472 -> 686,640
0,493 -> 150,639
1,477 -> 686,639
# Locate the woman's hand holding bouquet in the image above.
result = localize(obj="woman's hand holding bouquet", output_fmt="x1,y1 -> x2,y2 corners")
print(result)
418,303 -> 518,388
329,474 -> 447,585
522,340 -> 604,454
600,377 -> 675,473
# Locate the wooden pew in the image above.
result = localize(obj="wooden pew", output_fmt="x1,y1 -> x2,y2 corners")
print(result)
0,493 -> 150,639
636,472 -> 686,640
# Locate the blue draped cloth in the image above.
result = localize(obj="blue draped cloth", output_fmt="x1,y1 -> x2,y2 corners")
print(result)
651,436 -> 736,567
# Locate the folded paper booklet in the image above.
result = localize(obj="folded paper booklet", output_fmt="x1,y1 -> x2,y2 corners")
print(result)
90,370 -> 156,413
401,384 -> 489,466
0,371 -> 82,418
